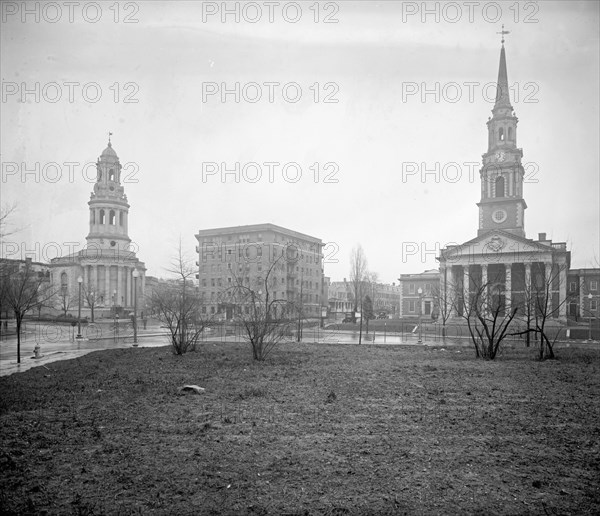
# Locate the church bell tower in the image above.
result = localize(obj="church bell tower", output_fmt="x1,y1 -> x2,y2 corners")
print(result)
477,29 -> 527,238
86,136 -> 132,252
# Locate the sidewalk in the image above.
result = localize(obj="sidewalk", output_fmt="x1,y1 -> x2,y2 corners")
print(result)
0,331 -> 170,377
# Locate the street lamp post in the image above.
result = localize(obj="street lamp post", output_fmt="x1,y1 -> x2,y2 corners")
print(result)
588,293 -> 593,342
417,287 -> 423,344
132,269 -> 139,346
76,276 -> 83,339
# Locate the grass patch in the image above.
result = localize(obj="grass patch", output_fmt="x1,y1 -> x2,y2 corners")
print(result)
1,342 -> 599,514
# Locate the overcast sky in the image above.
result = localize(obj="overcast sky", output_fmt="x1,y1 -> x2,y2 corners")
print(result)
2,0 -> 599,283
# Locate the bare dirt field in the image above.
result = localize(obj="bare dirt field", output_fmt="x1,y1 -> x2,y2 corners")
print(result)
1,341 -> 599,515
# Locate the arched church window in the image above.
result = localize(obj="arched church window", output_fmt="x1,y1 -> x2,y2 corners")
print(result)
109,169 -> 115,182
495,176 -> 505,197
499,127 -> 504,141
508,127 -> 513,140
109,210 -> 115,225
99,209 -> 105,224
119,212 -> 124,226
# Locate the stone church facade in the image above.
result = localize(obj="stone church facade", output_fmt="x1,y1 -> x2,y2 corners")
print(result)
438,39 -> 572,323
51,139 -> 146,316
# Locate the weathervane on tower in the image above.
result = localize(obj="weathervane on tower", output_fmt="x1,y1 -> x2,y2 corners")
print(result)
497,24 -> 510,46
108,131 -> 113,144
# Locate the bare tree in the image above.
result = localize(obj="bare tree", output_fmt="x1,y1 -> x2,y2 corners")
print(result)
516,264 -> 573,360
0,203 -> 18,240
1,260 -> 56,363
56,284 -> 77,317
459,278 -> 518,360
228,252 -> 295,361
82,285 -> 100,323
151,242 -> 212,355
349,244 -> 368,314
432,281 -> 454,338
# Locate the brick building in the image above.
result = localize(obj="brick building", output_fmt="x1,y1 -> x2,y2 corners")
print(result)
195,224 -> 325,320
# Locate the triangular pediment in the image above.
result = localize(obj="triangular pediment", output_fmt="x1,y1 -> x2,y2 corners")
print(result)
440,230 -> 561,263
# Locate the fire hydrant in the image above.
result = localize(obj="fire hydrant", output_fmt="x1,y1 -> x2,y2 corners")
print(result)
33,344 -> 41,359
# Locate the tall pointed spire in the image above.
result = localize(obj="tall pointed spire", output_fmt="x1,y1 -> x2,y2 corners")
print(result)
493,25 -> 512,112
494,45 -> 512,111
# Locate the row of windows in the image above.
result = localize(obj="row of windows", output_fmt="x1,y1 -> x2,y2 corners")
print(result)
91,209 -> 125,226
199,304 -> 322,315
569,280 -> 599,292
201,276 -> 320,290
204,291 -> 320,302
408,283 -> 432,295
201,262 -> 321,276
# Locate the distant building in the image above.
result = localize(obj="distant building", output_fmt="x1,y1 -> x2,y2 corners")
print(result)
195,223 -> 325,320
328,280 -> 354,316
566,268 -> 600,321
328,279 -> 401,318
398,269 -> 440,318
50,139 -> 146,316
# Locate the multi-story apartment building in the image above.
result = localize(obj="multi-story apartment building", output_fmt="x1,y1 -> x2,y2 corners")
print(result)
195,224 -> 325,320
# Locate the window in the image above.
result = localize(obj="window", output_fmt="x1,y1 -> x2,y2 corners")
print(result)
109,169 -> 115,181
570,281 -> 577,292
495,176 -> 505,197
60,272 -> 68,293
99,209 -> 105,224
409,284 -> 415,294
499,127 -> 504,141
109,210 -> 115,225
591,300 -> 598,311
591,281 -> 598,291
408,300 -> 415,312
425,283 -> 431,294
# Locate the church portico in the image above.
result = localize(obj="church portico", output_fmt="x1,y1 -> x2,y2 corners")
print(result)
440,231 -> 570,323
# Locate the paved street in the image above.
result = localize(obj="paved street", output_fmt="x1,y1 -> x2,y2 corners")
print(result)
2,322 -> 596,377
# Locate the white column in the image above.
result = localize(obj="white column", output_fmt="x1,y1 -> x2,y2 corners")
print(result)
525,263 -> 532,292
440,264 -> 447,318
505,263 -> 512,313
559,265 -> 567,321
463,266 -> 470,313
481,264 -> 488,286
104,265 -> 111,307
545,262 -> 553,315
124,267 -> 129,307
447,266 -> 455,316
579,277 -> 585,319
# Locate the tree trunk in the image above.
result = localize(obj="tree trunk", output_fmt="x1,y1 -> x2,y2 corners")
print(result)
15,313 -> 22,364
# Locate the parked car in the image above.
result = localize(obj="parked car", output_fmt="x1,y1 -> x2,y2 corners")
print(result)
377,313 -> 389,319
